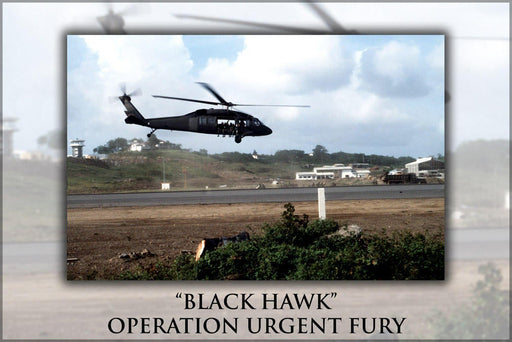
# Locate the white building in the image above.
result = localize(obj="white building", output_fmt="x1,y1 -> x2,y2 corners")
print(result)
355,169 -> 371,178
14,150 -> 51,161
350,163 -> 370,169
129,139 -> 145,152
296,163 -> 370,180
405,157 -> 445,176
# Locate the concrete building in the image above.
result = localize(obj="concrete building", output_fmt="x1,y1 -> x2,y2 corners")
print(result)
296,171 -> 335,180
405,157 -> 445,176
70,138 -> 85,158
354,169 -> 371,178
296,163 -> 370,180
350,163 -> 370,169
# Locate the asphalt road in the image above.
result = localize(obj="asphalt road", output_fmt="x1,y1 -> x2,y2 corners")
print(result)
67,184 -> 444,208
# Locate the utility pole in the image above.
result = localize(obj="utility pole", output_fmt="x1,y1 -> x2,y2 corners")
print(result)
162,160 -> 165,183
183,167 -> 187,189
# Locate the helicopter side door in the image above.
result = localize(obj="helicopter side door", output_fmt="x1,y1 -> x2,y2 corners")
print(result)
197,115 -> 217,133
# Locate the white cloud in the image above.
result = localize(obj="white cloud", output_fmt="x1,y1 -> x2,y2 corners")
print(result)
357,40 -> 431,97
200,35 -> 354,95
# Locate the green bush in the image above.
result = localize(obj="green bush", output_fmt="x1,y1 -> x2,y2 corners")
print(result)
196,240 -> 260,280
428,263 -> 508,339
260,203 -> 338,247
116,203 -> 444,280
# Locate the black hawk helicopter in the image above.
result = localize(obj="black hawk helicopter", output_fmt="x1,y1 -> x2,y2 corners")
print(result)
119,82 -> 309,143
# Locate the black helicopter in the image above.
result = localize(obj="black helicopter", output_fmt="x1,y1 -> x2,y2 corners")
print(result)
119,82 -> 309,143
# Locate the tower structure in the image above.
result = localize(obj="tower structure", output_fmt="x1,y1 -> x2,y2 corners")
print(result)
1,117 -> 18,158
70,138 -> 85,158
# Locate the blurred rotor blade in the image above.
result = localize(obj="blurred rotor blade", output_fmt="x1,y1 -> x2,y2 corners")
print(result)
128,88 -> 142,97
152,95 -> 221,106
118,83 -> 141,97
109,95 -> 120,103
174,14 -> 327,34
305,1 -> 357,34
117,4 -> 147,17
196,82 -> 231,106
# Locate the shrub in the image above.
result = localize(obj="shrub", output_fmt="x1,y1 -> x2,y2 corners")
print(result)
428,263 -> 508,339
196,240 -> 260,280
116,261 -> 175,280
115,203 -> 444,280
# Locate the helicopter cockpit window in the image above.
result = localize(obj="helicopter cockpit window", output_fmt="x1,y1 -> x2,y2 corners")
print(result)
253,119 -> 261,126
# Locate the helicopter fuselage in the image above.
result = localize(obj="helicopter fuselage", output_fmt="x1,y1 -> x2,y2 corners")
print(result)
143,109 -> 272,137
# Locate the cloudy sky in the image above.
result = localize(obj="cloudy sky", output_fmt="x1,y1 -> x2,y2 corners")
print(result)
3,2 -> 509,158
67,34 -> 444,157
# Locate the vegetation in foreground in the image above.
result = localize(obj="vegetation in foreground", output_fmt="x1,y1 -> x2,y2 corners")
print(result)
428,262 -> 509,339
115,204 -> 444,280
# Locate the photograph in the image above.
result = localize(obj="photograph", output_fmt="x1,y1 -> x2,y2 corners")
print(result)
66,34 -> 445,280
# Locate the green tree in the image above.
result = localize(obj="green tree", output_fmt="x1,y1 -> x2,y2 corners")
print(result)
146,134 -> 160,150
38,130 -> 64,150
312,145 -> 329,164
274,149 -> 306,163
93,137 -> 129,154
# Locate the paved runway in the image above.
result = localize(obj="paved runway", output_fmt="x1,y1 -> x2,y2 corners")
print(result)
67,184 -> 444,208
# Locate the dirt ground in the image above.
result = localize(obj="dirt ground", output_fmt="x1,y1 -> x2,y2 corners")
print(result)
67,198 -> 444,279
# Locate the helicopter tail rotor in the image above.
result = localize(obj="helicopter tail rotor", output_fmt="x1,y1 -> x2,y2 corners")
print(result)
112,84 -> 148,127
120,83 -> 142,98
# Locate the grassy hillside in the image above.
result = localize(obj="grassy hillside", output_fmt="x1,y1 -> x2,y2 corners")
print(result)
67,145 -> 422,194
66,150 -> 310,194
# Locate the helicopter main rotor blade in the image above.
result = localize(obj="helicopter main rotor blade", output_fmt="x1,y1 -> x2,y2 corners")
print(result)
152,95 -> 221,106
174,14 -> 327,34
305,1 -> 357,34
196,82 -> 232,106
235,104 -> 311,108
154,82 -> 310,108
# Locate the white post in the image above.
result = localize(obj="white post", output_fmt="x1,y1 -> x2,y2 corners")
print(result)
318,187 -> 326,219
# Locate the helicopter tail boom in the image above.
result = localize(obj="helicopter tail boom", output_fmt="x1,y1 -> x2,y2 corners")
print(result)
120,95 -> 148,126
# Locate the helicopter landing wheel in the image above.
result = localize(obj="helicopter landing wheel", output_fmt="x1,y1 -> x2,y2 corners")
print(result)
235,135 -> 242,143
147,128 -> 157,138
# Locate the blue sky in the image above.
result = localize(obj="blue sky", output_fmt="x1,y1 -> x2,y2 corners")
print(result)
67,34 -> 445,157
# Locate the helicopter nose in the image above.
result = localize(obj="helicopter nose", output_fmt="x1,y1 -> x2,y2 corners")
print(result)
263,126 -> 272,136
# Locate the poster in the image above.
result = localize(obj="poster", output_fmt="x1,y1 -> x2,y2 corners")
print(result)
2,2 -> 509,339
